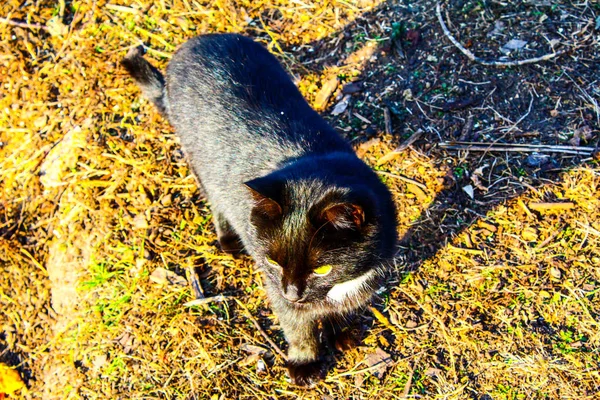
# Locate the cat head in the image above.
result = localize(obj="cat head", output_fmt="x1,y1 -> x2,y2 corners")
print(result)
245,169 -> 396,312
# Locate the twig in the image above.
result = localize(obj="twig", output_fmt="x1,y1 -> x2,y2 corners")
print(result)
233,298 -> 288,362
564,71 -> 600,124
353,112 -> 371,124
402,355 -> 423,398
0,16 -> 47,30
183,295 -> 230,307
528,202 -> 575,211
447,244 -> 484,255
186,264 -> 205,299
444,141 -> 596,152
459,114 -> 474,141
535,226 -> 563,250
377,129 -> 424,165
575,221 -> 600,238
436,1 -> 567,67
384,107 -> 393,135
439,141 -> 594,155
376,171 -> 428,191
327,360 -> 396,379
501,95 -> 534,135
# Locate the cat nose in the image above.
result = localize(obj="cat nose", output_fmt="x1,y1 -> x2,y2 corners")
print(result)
283,283 -> 302,303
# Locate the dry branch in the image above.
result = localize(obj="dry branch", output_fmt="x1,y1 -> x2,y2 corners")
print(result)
377,129 -> 424,165
439,141 -> 595,156
0,16 -> 47,30
528,202 -> 575,211
183,295 -> 229,307
384,107 -> 393,135
436,1 -> 567,67
234,298 -> 288,362
376,170 -> 428,191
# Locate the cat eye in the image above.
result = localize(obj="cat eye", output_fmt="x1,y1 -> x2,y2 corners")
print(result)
313,264 -> 333,276
265,256 -> 281,268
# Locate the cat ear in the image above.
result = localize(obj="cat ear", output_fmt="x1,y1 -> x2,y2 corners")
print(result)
319,202 -> 365,230
244,177 -> 283,219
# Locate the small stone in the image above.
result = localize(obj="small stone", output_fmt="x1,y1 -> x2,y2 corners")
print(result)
150,267 -> 188,287
160,194 -> 172,206
133,214 -> 148,230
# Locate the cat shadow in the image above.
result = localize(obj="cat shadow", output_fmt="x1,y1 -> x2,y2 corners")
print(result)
267,0 -> 598,280
248,0 -> 598,377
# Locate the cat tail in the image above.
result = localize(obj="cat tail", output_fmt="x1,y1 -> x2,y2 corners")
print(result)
121,45 -> 168,116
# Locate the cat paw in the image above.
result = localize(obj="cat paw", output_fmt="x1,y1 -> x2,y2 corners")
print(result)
332,329 -> 357,352
287,360 -> 323,387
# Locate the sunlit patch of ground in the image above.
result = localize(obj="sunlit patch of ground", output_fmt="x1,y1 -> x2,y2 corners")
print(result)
1,0 -> 599,399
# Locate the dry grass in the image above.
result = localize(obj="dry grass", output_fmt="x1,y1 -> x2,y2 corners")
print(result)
1,1 -> 599,399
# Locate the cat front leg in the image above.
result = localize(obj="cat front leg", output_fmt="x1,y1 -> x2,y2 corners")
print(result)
275,305 -> 323,386
323,314 -> 358,352
213,212 -> 245,257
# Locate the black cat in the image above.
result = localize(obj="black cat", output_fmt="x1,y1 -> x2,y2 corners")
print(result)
122,34 -> 397,386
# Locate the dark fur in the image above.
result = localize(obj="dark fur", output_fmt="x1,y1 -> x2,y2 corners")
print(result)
122,34 -> 397,386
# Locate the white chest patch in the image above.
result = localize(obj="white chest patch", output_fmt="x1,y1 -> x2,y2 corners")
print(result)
327,270 -> 375,303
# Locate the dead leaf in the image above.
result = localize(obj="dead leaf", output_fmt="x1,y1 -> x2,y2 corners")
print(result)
424,367 -> 443,377
0,363 -> 25,396
462,185 -> 474,199
362,348 -> 393,379
407,184 -> 427,202
314,76 -> 338,110
150,267 -> 188,287
238,353 -> 261,367
356,138 -> 380,158
40,123 -> 88,190
501,39 -> 527,53
331,95 -> 350,116
487,20 -> 505,37
570,126 -> 593,146
241,344 -> 271,357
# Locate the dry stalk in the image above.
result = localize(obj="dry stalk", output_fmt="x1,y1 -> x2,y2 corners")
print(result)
377,129 -> 424,165
376,170 -> 428,191
233,298 -> 288,362
0,16 -> 47,30
440,141 -> 595,155
528,202 -> 575,211
384,107 -> 393,135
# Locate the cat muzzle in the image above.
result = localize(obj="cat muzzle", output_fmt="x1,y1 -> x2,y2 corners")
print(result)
282,284 -> 305,303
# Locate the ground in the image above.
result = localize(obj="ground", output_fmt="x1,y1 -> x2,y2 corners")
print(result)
1,0 -> 599,399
